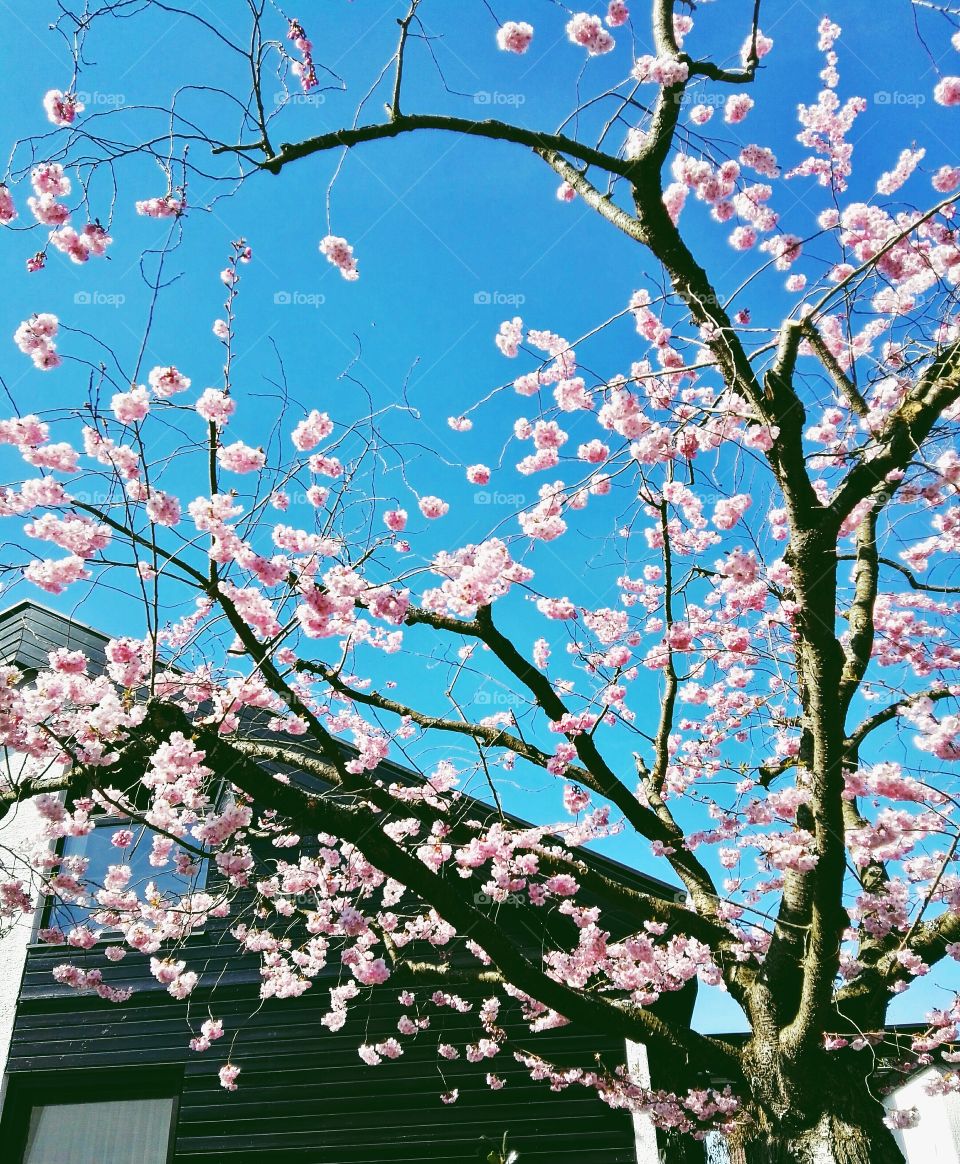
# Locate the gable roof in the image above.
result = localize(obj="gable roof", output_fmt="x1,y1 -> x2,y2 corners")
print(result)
0,600 -> 685,903
0,599 -> 110,676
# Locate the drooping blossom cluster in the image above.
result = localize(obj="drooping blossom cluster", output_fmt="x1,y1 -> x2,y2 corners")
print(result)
13,313 -> 61,371
288,19 -> 317,91
135,194 -> 184,218
319,234 -> 359,281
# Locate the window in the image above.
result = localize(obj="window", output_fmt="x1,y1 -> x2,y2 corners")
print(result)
43,815 -> 207,934
0,1070 -> 180,1164
23,1097 -> 176,1164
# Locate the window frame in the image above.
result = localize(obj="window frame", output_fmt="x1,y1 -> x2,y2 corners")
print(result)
32,793 -> 218,944
0,1066 -> 181,1164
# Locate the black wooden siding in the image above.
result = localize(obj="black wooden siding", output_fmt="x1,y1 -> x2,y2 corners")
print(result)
0,600 -> 110,676
6,960 -> 643,1163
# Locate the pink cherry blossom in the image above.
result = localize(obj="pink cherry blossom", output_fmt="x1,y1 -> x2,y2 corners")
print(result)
633,55 -> 690,86
419,496 -> 449,519
606,1 -> 629,28
14,313 -> 61,371
145,491 -> 182,527
741,29 -> 774,66
0,185 -> 16,224
876,147 -> 925,195
43,89 -> 84,126
934,76 -> 960,106
288,19 -> 318,92
466,464 -> 491,485
196,389 -> 236,427
566,13 -> 616,55
24,555 -> 89,594
148,365 -> 191,397
217,441 -> 266,474
112,386 -> 150,425
495,317 -> 524,358
135,195 -> 183,218
724,94 -> 755,125
563,784 -> 591,814
729,226 -> 757,251
291,409 -> 334,451
319,235 -> 359,280
932,164 -> 960,192
497,21 -> 533,54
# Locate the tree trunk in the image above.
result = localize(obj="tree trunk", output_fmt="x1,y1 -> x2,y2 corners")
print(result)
726,1110 -> 905,1164
720,1043 -> 907,1164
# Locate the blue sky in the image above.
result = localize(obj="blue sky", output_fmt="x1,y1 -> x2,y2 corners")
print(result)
1,0 -> 958,1032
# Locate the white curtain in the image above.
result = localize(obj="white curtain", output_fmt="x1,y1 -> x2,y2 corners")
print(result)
24,1097 -> 175,1164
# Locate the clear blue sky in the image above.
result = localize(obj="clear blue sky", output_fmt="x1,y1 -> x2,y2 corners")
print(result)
0,0 -> 957,1032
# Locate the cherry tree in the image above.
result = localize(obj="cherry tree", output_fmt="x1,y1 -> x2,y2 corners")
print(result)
1,2 -> 960,1160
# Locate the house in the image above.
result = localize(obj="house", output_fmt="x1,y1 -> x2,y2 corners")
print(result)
883,1064 -> 960,1163
0,601 -> 701,1164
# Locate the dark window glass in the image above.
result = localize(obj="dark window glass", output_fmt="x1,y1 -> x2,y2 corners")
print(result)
46,818 -> 206,932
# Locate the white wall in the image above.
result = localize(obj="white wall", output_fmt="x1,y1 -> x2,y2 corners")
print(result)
625,1040 -> 663,1163
886,1065 -> 960,1163
0,796 -> 43,1083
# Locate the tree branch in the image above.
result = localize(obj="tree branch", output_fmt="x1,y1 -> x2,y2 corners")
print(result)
193,722 -> 743,1078
253,115 -> 636,179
